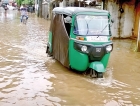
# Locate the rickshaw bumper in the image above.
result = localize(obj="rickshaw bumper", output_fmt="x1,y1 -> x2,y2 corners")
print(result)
89,62 -> 105,72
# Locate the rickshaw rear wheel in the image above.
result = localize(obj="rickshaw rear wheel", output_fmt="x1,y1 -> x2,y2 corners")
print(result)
97,72 -> 103,78
46,46 -> 52,57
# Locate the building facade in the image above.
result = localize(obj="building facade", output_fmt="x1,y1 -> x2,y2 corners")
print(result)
104,0 -> 135,38
39,0 -> 140,39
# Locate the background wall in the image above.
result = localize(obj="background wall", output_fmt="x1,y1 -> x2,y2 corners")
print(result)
106,0 -> 135,38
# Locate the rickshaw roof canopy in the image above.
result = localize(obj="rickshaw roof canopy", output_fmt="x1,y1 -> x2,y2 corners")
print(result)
53,7 -> 109,16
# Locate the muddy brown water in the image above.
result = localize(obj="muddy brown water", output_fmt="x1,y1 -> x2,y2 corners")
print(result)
0,7 -> 140,106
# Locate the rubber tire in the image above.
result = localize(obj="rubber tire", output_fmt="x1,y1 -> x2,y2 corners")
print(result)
97,72 -> 103,78
46,46 -> 49,53
46,47 -> 52,57
90,69 -> 97,78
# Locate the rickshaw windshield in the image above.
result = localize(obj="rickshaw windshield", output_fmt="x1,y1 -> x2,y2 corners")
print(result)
73,15 -> 110,36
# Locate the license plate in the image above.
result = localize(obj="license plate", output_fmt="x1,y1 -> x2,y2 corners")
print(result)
96,48 -> 102,52
86,36 -> 108,42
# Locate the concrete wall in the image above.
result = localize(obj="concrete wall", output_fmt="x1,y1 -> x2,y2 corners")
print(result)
40,0 -> 136,39
106,0 -> 135,38
42,3 -> 49,19
107,1 -> 119,37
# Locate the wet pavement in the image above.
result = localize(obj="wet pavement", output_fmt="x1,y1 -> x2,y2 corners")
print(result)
0,7 -> 140,106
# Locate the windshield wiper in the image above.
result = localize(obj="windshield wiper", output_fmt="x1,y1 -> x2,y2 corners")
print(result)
97,23 -> 109,38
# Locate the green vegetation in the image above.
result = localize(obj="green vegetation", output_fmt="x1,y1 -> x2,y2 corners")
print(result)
16,0 -> 35,6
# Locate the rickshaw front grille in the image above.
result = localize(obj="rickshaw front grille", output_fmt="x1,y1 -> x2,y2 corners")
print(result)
74,42 -> 106,61
89,46 -> 105,61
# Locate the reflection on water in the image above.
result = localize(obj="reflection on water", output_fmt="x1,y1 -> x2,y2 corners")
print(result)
0,8 -> 17,23
0,8 -> 62,106
0,7 -> 140,106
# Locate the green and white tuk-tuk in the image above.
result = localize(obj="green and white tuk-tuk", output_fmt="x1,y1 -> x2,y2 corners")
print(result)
46,7 -> 113,78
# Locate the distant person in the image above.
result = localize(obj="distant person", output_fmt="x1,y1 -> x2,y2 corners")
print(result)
3,4 -> 8,16
3,4 -> 8,11
20,5 -> 28,22
29,5 -> 33,13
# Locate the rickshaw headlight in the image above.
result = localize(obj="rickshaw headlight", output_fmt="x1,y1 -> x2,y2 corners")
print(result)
106,45 -> 112,52
81,45 -> 87,52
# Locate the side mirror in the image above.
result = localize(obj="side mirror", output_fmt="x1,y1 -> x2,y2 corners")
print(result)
64,16 -> 71,23
110,19 -> 114,27
111,19 -> 114,23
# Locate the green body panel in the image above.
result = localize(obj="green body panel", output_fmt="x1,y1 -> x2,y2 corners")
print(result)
75,12 -> 110,16
89,62 -> 105,72
48,31 -> 52,53
101,53 -> 110,69
69,40 -> 111,72
69,40 -> 89,71
89,53 -> 110,72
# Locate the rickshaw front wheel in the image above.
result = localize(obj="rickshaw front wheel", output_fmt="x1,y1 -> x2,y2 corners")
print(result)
89,69 -> 103,78
90,69 -> 97,78
97,72 -> 103,78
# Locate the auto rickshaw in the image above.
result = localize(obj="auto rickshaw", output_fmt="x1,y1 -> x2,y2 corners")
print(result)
46,7 -> 113,78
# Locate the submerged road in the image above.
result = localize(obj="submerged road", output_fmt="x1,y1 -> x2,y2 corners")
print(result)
0,7 -> 140,106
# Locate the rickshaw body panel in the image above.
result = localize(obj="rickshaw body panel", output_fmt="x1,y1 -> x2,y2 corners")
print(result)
46,7 -> 113,77
47,31 -> 52,53
69,39 -> 112,72
89,53 -> 110,72
69,40 -> 89,71
89,62 -> 105,72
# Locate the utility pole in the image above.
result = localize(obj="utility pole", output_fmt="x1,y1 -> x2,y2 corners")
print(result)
136,20 -> 140,52
137,27 -> 140,52
38,0 -> 43,18
137,36 -> 140,52
102,0 -> 105,10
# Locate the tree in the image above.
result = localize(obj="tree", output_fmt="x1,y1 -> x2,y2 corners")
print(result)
16,0 -> 35,6
22,0 -> 35,5
16,0 -> 23,6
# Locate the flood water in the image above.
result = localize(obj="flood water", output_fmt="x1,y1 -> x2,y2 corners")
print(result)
0,7 -> 140,106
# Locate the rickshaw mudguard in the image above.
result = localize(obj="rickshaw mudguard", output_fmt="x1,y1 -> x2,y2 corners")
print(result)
89,62 -> 105,72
